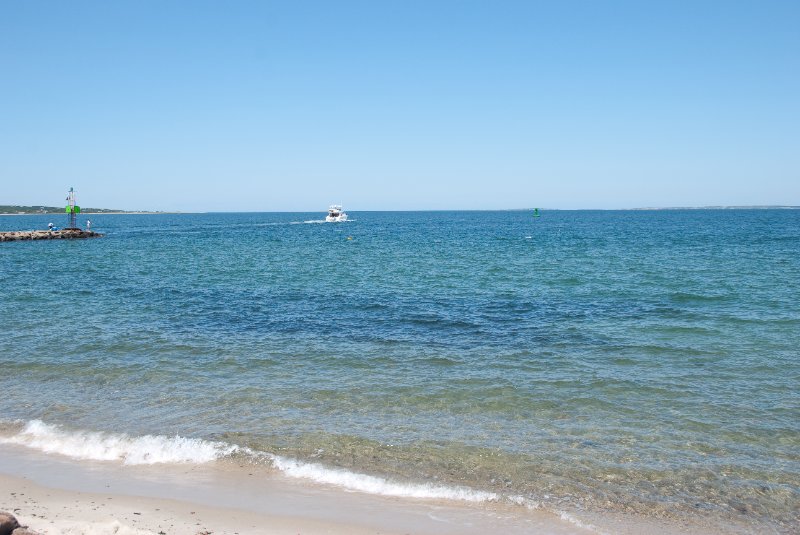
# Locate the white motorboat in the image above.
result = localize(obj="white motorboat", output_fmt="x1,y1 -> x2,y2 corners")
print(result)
325,205 -> 348,222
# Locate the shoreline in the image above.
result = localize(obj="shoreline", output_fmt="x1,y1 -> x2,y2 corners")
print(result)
0,444 -> 595,535
2,207 -> 798,217
0,419 -> 767,535
0,212 -> 184,216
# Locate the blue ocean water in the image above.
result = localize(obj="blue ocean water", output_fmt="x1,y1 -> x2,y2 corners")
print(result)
1,210 -> 798,531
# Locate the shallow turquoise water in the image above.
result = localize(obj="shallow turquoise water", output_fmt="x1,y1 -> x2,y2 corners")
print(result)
1,210 -> 798,531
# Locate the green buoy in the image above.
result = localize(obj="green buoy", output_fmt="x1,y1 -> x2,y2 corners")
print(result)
65,187 -> 81,228
533,208 -> 540,217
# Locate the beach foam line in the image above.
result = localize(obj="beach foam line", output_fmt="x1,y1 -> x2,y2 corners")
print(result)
558,511 -> 608,535
0,419 -> 499,504
0,419 -> 238,465
268,454 -> 498,502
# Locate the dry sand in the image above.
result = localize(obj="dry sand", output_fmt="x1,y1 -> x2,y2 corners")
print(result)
2,472 -> 385,535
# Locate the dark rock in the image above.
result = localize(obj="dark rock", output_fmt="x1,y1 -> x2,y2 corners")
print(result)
0,229 -> 103,242
0,511 -> 20,535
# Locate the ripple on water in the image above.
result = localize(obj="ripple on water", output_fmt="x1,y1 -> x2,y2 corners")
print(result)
1,210 -> 799,532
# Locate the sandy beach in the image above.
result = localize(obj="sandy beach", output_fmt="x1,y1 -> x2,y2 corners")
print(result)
0,443 -> 602,535
0,447 -> 738,535
3,0 -> 798,530
2,472 -> 357,535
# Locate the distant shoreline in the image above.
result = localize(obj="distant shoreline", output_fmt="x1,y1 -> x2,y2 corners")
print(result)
0,211 -> 184,216
1,206 -> 797,215
620,205 -> 799,210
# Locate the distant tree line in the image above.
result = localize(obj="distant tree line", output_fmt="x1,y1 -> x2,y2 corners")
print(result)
0,205 -> 125,214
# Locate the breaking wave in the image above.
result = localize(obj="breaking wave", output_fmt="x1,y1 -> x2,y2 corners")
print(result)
269,455 -> 497,502
0,419 -> 238,465
0,419 -> 498,503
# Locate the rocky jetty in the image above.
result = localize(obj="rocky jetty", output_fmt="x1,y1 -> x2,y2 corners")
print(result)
0,229 -> 103,242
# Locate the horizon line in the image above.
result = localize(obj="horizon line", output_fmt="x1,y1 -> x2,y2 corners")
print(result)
4,205 -> 800,215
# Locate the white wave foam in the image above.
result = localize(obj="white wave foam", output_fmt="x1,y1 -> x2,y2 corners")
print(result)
0,420 -> 237,465
558,511 -> 607,534
2,420 -> 499,505
269,455 -> 498,502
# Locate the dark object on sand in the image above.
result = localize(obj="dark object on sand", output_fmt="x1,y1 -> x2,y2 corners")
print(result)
0,512 -> 20,535
0,511 -> 41,535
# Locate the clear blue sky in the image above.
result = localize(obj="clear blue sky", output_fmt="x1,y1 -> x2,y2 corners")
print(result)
1,1 -> 798,211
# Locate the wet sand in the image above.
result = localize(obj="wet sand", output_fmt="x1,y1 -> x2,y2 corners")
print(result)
0,444 -> 595,535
